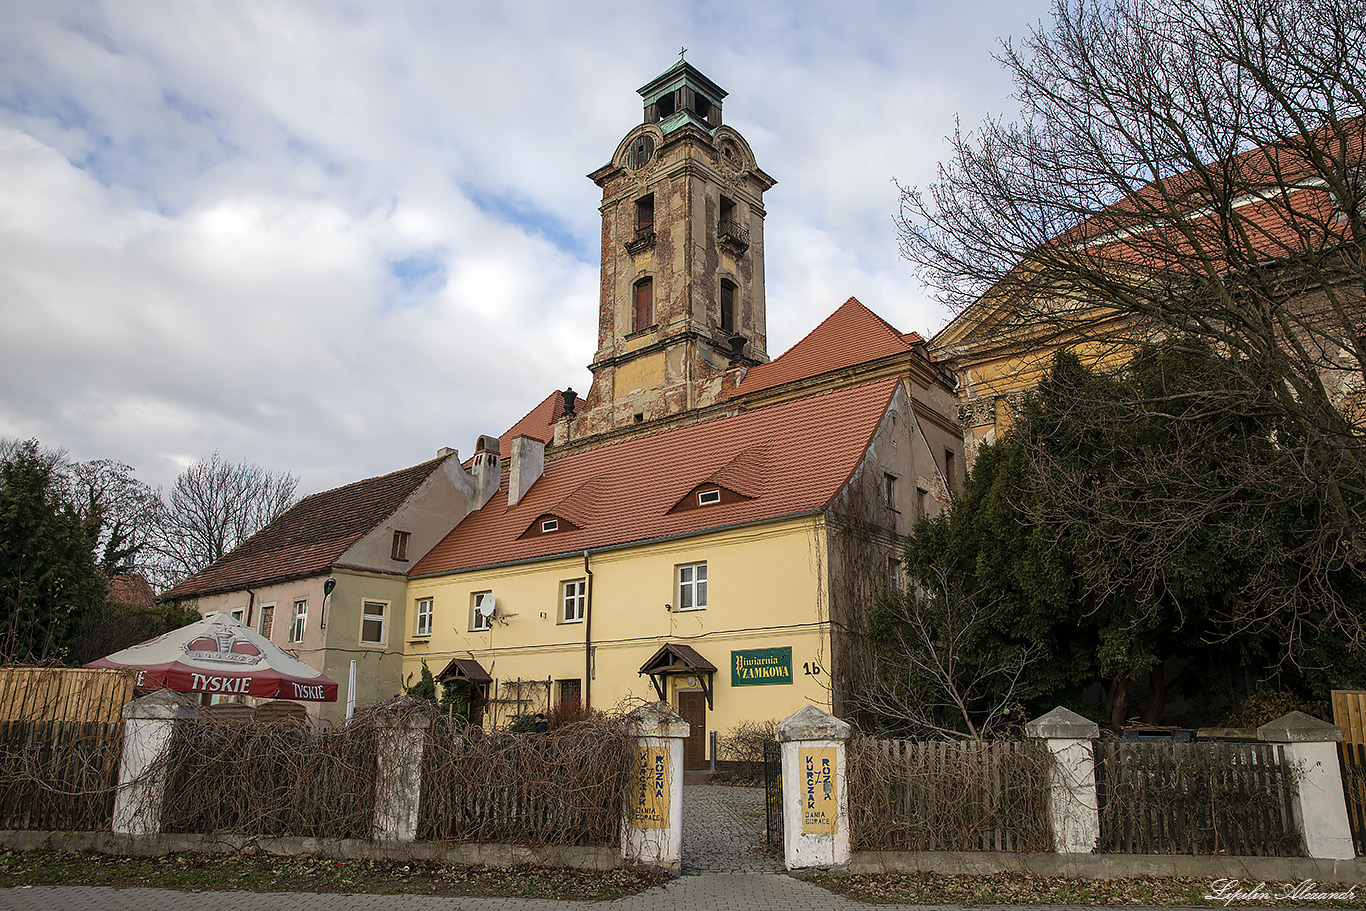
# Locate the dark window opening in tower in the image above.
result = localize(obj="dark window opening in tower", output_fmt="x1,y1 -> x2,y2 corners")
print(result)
634,277 -> 654,331
657,92 -> 677,119
719,196 -> 736,234
694,95 -> 711,120
636,194 -> 654,236
720,281 -> 735,334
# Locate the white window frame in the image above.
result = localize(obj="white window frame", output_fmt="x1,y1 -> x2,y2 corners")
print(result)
361,600 -> 387,645
414,597 -> 433,638
289,599 -> 307,644
697,489 -> 721,506
471,592 -> 494,631
677,562 -> 707,611
259,603 -> 276,639
541,518 -> 559,533
562,579 -> 586,623
230,607 -> 245,623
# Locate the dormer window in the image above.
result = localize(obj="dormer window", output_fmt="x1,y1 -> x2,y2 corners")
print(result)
391,530 -> 410,561
541,518 -> 559,533
697,489 -> 721,506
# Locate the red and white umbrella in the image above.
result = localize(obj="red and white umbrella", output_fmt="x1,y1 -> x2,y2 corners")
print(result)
85,612 -> 338,702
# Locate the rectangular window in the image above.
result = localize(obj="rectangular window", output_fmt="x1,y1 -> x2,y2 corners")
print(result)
541,518 -> 559,533
697,489 -> 721,506
720,282 -> 735,334
562,579 -> 586,623
415,597 -> 433,638
290,600 -> 306,644
678,562 -> 708,611
636,194 -> 654,234
471,592 -> 494,631
558,678 -> 582,710
888,557 -> 902,591
391,530 -> 410,561
945,450 -> 957,494
230,608 -> 245,623
883,473 -> 898,510
916,486 -> 928,520
260,604 -> 275,639
634,278 -> 653,331
362,600 -> 386,644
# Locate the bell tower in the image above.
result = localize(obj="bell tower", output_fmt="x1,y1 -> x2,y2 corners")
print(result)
571,61 -> 776,438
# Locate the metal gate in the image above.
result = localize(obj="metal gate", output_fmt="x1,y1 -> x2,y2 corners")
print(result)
1333,690 -> 1366,856
763,739 -> 783,853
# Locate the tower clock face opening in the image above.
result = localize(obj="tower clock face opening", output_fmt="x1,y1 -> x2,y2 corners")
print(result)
628,135 -> 656,171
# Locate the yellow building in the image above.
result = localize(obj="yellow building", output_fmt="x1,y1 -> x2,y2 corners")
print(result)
407,377 -> 932,766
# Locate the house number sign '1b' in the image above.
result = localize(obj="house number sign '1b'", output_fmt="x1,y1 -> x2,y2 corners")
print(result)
800,746 -> 838,835
632,745 -> 670,829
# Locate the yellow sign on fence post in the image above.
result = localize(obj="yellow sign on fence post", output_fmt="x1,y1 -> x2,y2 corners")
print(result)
632,744 -> 670,829
800,746 -> 838,835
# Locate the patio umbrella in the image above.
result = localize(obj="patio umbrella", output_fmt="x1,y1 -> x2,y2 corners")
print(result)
84,612 -> 338,702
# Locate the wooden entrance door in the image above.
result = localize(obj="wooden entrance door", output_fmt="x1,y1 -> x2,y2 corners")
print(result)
678,691 -> 707,769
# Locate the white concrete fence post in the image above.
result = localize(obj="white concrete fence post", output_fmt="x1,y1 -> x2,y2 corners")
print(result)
1257,710 -> 1355,860
776,704 -> 851,871
112,690 -> 201,838
622,701 -> 689,871
373,710 -> 432,844
1025,706 -> 1100,854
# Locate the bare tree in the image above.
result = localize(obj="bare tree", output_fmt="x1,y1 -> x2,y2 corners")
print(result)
901,0 -> 1366,662
149,453 -> 299,589
858,567 -> 1041,741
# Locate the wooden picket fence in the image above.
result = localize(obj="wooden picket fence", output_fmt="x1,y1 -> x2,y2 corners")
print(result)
1095,740 -> 1301,856
847,737 -> 1053,852
0,718 -> 124,831
0,667 -> 134,723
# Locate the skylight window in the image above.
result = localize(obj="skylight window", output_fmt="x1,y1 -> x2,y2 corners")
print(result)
697,489 -> 721,506
541,518 -> 559,533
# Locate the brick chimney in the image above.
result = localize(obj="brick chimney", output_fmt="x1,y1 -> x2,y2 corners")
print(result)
471,435 -> 500,508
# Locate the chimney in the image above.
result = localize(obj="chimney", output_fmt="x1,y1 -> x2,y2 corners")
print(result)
560,387 -> 578,418
728,333 -> 748,366
437,446 -> 457,458
471,435 -> 500,508
508,435 -> 545,507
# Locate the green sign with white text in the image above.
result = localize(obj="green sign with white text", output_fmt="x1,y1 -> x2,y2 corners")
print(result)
731,647 -> 792,687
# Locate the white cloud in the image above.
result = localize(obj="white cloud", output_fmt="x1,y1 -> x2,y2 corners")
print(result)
0,0 -> 1051,494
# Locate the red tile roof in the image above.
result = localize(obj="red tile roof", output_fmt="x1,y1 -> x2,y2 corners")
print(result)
108,573 -> 156,607
499,389 -> 569,446
412,377 -> 901,576
730,297 -> 916,398
162,455 -> 453,600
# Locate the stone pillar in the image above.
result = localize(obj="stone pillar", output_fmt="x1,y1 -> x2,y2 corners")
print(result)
776,704 -> 851,871
112,690 -> 200,838
622,701 -> 689,871
1258,710 -> 1354,860
1025,706 -> 1100,854
373,710 -> 432,844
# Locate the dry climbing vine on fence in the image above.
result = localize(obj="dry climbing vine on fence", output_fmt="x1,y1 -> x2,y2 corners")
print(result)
847,735 -> 1053,852
417,711 -> 635,847
154,703 -> 389,840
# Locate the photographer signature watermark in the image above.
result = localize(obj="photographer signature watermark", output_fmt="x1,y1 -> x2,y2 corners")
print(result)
1205,879 -> 1357,905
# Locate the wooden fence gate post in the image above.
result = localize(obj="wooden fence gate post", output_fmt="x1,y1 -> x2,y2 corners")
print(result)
1258,710 -> 1355,860
1025,706 -> 1100,854
111,690 -> 200,838
776,704 -> 851,870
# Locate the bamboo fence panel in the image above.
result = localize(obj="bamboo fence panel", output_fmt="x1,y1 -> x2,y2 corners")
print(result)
0,667 -> 134,723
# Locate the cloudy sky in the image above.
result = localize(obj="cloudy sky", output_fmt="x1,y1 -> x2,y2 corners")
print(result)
0,0 -> 1051,496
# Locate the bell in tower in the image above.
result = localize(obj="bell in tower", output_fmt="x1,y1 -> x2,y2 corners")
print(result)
569,60 -> 776,439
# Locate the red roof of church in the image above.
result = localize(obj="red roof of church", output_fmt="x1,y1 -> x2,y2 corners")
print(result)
412,377 -> 901,576
499,389 -> 570,446
162,455 -> 453,600
730,297 -> 918,398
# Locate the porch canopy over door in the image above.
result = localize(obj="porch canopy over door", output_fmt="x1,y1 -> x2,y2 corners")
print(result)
638,642 -> 717,710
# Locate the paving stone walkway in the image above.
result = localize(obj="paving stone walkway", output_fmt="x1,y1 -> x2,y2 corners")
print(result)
681,783 -> 784,874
